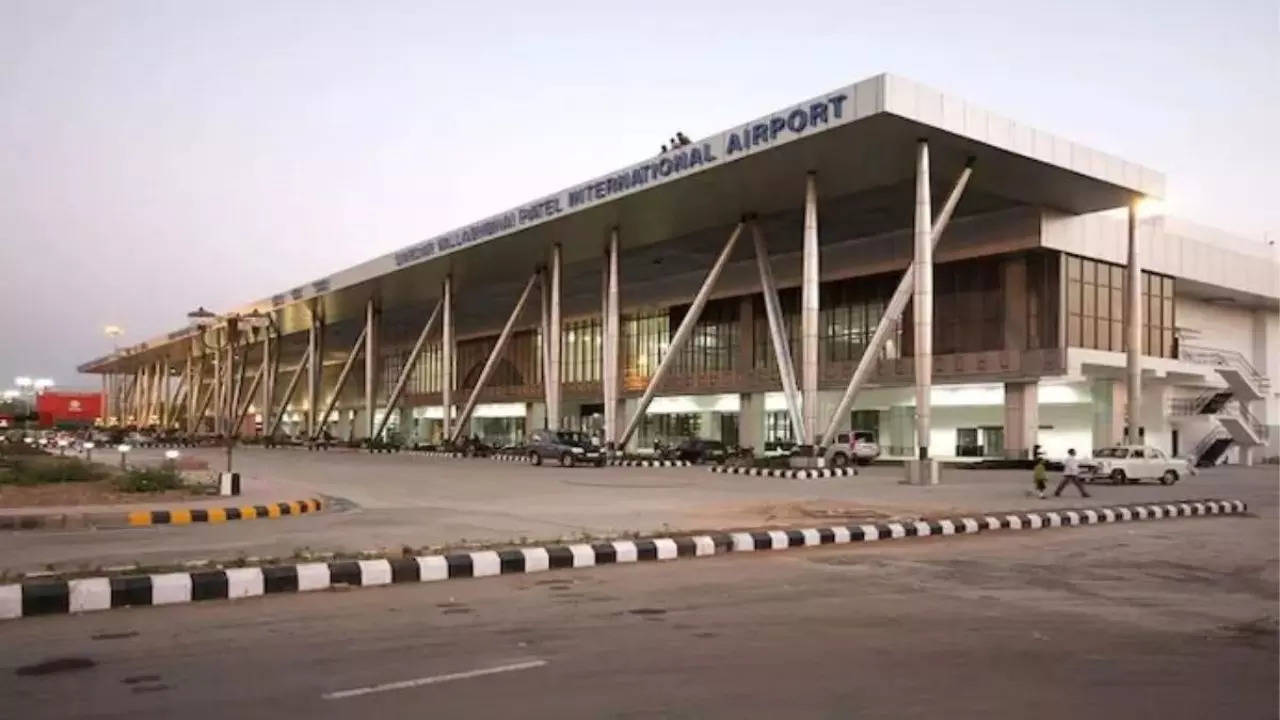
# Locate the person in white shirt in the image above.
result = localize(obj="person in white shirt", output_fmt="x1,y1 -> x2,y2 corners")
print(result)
1053,448 -> 1091,498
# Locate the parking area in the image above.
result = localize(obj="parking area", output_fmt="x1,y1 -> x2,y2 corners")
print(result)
3,446 -> 1274,578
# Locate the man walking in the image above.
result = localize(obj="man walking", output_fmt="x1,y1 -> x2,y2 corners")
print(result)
1053,448 -> 1091,498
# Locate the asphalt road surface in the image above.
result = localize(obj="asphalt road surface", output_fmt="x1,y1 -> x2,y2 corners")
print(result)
1,476 -> 1275,719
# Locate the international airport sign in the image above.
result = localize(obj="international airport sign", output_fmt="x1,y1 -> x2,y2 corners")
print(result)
390,92 -> 854,270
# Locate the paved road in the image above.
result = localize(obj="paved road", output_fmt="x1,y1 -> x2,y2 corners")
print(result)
1,476 -> 1274,719
3,448 -> 1272,576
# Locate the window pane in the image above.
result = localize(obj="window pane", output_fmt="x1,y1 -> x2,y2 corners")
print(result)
1067,282 -> 1081,313
1082,317 -> 1096,347
1067,256 -> 1081,279
1082,283 -> 1095,316
1068,315 -> 1081,345
1112,321 -> 1124,351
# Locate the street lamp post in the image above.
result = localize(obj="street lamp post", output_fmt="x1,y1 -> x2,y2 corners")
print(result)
83,441 -> 95,463
117,443 -> 131,470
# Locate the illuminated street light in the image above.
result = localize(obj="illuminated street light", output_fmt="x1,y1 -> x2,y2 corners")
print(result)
117,443 -> 131,469
83,441 -> 95,462
14,377 -> 32,388
33,378 -> 54,391
164,449 -> 181,470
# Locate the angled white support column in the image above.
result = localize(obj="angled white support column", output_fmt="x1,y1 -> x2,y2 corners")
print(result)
751,221 -> 805,442
547,243 -> 562,430
268,344 -> 312,438
364,299 -> 379,443
442,275 -> 454,443
163,367 -> 188,428
619,222 -> 743,448
1126,200 -> 1142,442
374,298 -> 443,441
912,140 -> 933,462
312,325 -> 367,440
233,364 -> 265,435
800,173 -> 820,445
603,228 -> 620,448
160,358 -> 170,425
819,159 -> 973,447
450,272 -> 539,444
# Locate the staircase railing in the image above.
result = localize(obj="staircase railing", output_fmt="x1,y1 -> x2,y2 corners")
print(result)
1192,425 -> 1229,463
1230,400 -> 1269,441
1180,344 -> 1271,391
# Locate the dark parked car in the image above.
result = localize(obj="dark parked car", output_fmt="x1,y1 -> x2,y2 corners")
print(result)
673,438 -> 728,464
526,430 -> 604,467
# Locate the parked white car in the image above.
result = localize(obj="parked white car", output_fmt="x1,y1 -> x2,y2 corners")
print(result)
1082,445 -> 1196,485
824,431 -> 881,468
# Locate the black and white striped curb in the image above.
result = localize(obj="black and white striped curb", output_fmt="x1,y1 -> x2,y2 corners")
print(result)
710,465 -> 859,479
491,453 -> 532,463
608,459 -> 692,467
0,499 -> 1246,620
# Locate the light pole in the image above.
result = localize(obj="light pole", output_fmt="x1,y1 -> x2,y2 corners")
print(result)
163,449 -> 180,471
83,441 -> 95,463
117,443 -> 131,470
187,306 -> 275,473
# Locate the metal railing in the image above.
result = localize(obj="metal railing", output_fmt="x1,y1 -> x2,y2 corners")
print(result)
1192,426 -> 1229,463
1179,344 -> 1271,392
1230,399 -> 1268,441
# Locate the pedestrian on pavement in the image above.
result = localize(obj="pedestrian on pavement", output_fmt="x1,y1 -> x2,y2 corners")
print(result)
1031,458 -> 1048,499
1053,448 -> 1091,498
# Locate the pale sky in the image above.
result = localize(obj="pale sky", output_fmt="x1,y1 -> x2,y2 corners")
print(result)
1,0 -> 1276,389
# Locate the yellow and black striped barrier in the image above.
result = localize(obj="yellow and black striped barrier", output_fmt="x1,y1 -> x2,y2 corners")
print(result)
126,499 -> 325,527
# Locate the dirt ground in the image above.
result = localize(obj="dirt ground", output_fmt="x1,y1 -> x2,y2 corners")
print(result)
0,477 -> 207,508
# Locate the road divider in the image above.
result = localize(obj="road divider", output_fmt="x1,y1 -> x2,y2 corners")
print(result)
0,498 -> 1247,621
0,498 -> 325,531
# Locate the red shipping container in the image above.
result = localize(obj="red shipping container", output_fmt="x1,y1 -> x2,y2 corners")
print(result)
35,391 -> 102,427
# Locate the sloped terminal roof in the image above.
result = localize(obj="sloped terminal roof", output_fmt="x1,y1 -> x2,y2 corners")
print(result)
80,73 -> 1162,374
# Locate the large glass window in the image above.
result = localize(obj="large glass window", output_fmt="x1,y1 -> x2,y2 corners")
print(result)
1065,254 -> 1174,358
560,318 -> 601,383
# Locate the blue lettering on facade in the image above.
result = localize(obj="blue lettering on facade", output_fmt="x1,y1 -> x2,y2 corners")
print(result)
727,131 -> 744,155
828,93 -> 847,118
751,123 -> 769,146
787,108 -> 807,133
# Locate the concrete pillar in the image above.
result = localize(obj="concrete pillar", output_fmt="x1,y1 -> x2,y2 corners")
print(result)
800,173 -> 820,445
739,392 -> 765,456
1091,379 -> 1124,450
364,299 -> 378,443
336,409 -> 352,441
1126,202 -> 1142,442
1003,381 -> 1039,459
548,244 -> 562,430
907,140 -> 937,484
442,275 -> 454,443
602,229 -> 620,447
306,308 -> 320,439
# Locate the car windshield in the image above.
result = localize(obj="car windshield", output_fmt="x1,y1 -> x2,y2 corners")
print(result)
1094,448 -> 1128,458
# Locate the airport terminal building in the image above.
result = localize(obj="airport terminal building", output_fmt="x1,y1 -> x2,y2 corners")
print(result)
80,74 -> 1280,466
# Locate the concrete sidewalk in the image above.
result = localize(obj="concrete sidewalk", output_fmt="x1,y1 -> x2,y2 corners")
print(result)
1,447 -> 1272,577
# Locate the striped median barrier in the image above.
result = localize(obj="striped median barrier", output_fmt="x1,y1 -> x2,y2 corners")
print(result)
0,498 -> 1246,620
0,498 -> 325,532
710,465 -> 860,479
608,459 -> 693,467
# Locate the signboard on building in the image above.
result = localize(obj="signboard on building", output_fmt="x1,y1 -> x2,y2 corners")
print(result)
35,392 -> 102,427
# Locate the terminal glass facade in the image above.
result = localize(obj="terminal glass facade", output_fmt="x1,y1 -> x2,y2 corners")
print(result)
1065,254 -> 1175,358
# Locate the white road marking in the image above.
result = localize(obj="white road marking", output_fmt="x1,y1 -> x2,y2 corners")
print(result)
322,659 -> 549,700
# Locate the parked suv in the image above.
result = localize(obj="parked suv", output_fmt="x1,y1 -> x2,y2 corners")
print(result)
673,438 -> 728,464
526,430 -> 604,467
823,431 -> 880,468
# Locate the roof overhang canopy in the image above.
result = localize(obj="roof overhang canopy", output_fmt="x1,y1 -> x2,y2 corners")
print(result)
83,73 -> 1161,373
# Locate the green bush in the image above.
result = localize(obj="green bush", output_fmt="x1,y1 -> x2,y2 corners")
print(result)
115,466 -> 185,493
0,458 -> 105,485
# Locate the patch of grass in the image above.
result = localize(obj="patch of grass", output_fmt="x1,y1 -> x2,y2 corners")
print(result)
114,466 -> 185,493
0,457 -> 106,485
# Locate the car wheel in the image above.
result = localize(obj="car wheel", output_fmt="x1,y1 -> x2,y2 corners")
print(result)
561,452 -> 575,468
1110,469 -> 1126,485
528,451 -> 541,466
1160,470 -> 1179,485
830,453 -> 848,469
